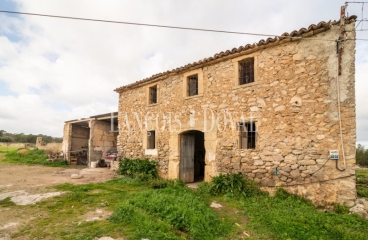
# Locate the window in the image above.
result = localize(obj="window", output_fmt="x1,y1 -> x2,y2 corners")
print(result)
183,69 -> 203,98
239,122 -> 256,149
238,58 -> 254,85
147,130 -> 155,149
149,85 -> 157,104
187,74 -> 198,96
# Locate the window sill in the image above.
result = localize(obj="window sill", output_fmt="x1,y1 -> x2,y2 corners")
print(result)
232,82 -> 260,90
146,103 -> 160,107
145,149 -> 158,156
184,94 -> 203,100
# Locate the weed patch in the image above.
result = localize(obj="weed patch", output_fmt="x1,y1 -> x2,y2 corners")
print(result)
0,197 -> 16,207
117,158 -> 158,179
198,173 -> 265,198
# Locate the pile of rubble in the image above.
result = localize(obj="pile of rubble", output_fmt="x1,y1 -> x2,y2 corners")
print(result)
46,151 -> 65,163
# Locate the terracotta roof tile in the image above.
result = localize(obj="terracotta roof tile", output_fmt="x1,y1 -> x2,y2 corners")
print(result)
115,15 -> 356,92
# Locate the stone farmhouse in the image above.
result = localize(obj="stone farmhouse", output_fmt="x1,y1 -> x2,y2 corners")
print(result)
114,16 -> 357,205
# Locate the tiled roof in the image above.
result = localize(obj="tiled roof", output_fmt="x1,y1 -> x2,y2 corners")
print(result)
115,15 -> 357,92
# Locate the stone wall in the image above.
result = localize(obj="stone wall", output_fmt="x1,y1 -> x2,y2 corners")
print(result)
89,119 -> 118,163
70,124 -> 89,152
0,143 -> 29,148
116,22 -> 356,206
62,119 -> 118,165
35,137 -> 62,154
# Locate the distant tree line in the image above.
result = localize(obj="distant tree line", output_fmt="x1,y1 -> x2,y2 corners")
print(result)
0,130 -> 62,143
357,144 -> 368,167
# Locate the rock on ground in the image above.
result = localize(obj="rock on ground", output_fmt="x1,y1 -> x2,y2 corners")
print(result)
349,198 -> 368,219
71,174 -> 83,179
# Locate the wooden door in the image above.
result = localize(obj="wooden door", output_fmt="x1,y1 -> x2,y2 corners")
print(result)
180,134 -> 195,183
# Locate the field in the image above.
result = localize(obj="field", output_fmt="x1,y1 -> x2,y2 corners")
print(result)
0,145 -> 20,153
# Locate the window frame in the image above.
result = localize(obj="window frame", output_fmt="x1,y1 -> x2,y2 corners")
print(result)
149,85 -> 158,104
232,52 -> 259,89
183,68 -> 203,98
146,83 -> 159,105
238,58 -> 255,85
238,121 -> 257,149
187,74 -> 199,96
147,130 -> 156,149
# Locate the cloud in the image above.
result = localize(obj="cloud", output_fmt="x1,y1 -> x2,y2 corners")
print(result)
356,61 -> 368,146
0,0 -> 367,141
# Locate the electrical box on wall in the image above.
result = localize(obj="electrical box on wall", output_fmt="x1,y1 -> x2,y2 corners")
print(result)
329,150 -> 339,160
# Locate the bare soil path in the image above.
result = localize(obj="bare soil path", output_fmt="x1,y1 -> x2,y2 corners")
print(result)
0,164 -> 116,194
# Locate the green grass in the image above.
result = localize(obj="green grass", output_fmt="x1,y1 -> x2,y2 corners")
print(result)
356,169 -> 368,198
109,186 -> 234,239
0,197 -> 16,207
12,178 -> 149,239
3,149 -> 68,167
11,177 -> 236,240
236,189 -> 368,240
6,175 -> 368,240
0,145 -> 19,153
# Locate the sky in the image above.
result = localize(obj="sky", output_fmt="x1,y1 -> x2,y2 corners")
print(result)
0,0 -> 367,147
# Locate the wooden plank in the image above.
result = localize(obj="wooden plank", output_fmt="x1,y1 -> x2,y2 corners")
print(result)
180,134 -> 195,183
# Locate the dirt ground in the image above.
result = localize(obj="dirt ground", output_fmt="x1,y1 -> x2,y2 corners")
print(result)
0,164 -> 117,194
0,162 -> 117,239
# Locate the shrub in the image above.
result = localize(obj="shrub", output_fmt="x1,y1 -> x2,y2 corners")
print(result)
117,158 -> 158,179
198,173 -> 265,198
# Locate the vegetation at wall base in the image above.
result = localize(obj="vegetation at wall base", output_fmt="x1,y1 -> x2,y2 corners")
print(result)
117,158 -> 158,179
197,173 -> 266,198
4,149 -> 67,166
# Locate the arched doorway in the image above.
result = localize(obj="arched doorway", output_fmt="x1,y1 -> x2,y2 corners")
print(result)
179,130 -> 205,183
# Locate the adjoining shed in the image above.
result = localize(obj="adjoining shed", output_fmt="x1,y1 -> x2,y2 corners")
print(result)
62,112 -> 118,167
114,15 -> 358,206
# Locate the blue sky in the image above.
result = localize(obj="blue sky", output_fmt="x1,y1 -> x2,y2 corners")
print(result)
0,0 -> 367,149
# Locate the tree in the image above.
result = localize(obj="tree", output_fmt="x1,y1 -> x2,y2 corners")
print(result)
357,144 -> 368,167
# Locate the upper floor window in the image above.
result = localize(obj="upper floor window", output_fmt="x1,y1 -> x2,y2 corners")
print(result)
187,74 -> 198,96
183,69 -> 203,98
149,85 -> 157,104
239,58 -> 254,85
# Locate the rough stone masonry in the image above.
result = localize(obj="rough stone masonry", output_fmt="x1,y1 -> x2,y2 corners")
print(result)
115,16 -> 357,206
